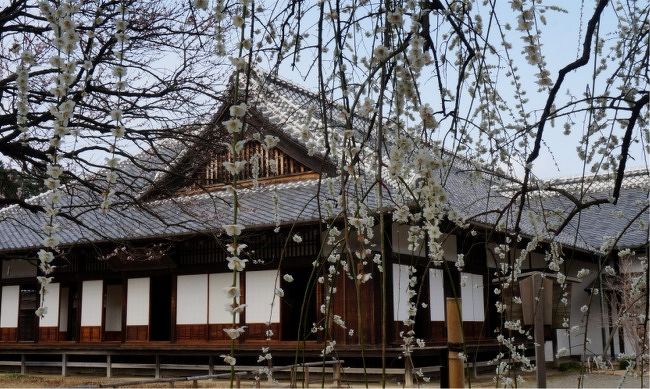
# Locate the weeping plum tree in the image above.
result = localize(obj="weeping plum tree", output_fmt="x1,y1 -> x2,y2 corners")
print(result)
1,0 -> 229,209
1,0 -> 648,387
1,0 -> 229,317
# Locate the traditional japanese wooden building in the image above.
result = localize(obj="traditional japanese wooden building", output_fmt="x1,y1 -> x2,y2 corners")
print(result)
0,70 -> 647,373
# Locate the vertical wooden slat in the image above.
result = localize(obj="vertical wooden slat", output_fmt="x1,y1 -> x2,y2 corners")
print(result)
333,361 -> 341,387
193,140 -> 316,188
61,353 -> 68,377
154,354 -> 160,378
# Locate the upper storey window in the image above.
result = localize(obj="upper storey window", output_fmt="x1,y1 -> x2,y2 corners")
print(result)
187,140 -> 314,190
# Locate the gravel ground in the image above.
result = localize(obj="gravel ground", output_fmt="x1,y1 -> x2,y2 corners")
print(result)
0,369 -> 647,388
470,369 -> 648,388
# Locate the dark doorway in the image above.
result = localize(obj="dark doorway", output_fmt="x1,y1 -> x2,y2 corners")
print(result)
443,267 -> 461,299
150,275 -> 172,341
67,284 -> 80,341
281,270 -> 317,341
103,283 -> 124,341
414,268 -> 431,339
18,285 -> 38,342
59,284 -> 80,341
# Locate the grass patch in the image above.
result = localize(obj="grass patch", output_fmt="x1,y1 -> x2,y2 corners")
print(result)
1,373 -> 25,380
557,361 -> 583,372
618,357 -> 635,370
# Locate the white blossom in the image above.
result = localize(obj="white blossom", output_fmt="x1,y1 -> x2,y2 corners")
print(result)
223,118 -> 243,134
223,327 -> 246,339
227,256 -> 248,272
387,10 -> 403,26
193,0 -> 209,10
220,354 -> 236,366
576,268 -> 590,279
229,103 -> 247,118
222,224 -> 245,237
232,15 -> 244,28
224,286 -> 241,299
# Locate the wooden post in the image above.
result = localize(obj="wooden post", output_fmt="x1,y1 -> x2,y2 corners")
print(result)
446,298 -> 465,389
255,377 -> 261,388
439,349 -> 449,389
235,375 -> 241,388
472,360 -> 479,379
448,352 -> 465,389
404,356 -> 414,388
20,354 -> 26,375
303,366 -> 310,388
192,379 -> 198,388
552,332 -> 560,368
106,354 -> 112,378
267,359 -> 273,384
533,274 -> 547,388
155,354 -> 161,379
61,353 -> 68,377
333,360 -> 342,388
208,355 -> 214,376
290,366 -> 297,388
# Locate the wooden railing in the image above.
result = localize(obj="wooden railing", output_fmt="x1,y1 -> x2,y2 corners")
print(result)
96,371 -> 249,388
92,360 -> 344,388
0,351 -> 462,387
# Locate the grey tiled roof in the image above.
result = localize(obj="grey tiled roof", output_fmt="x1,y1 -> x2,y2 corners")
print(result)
531,187 -> 649,250
0,70 -> 647,253
0,177 -> 376,252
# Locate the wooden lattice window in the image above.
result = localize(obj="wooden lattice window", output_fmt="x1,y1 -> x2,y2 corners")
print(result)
194,141 -> 312,187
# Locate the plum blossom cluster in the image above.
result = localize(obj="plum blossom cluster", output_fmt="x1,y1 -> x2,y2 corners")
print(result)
101,3 -> 130,211
15,51 -> 34,135
488,237 -> 545,384
35,0 -> 83,319
492,331 -> 534,386
543,242 -> 573,336
396,266 -> 426,370
219,96 -> 249,370
308,227 -> 348,357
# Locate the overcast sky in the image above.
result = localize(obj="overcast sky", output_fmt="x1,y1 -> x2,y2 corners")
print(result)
272,1 -> 648,180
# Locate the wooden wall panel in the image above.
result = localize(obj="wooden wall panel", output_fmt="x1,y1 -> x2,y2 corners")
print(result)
80,326 -> 101,342
103,331 -> 122,341
175,324 -> 208,342
390,321 -> 419,345
126,325 -> 148,341
390,322 -> 402,344
246,323 -> 280,340
463,321 -> 485,340
0,328 -> 16,342
209,324 -> 234,341
38,327 -> 59,342
389,320 -> 445,345
430,321 -> 446,343
330,268 -> 379,345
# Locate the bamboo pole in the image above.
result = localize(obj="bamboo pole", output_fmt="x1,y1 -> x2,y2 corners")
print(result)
533,274 -> 547,388
304,366 -> 310,388
446,298 -> 465,388
333,360 -> 342,388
